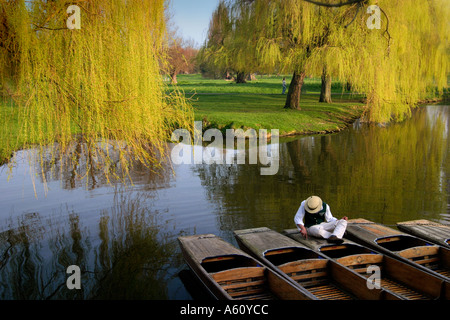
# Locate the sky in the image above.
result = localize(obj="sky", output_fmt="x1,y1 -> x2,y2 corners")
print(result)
169,0 -> 221,47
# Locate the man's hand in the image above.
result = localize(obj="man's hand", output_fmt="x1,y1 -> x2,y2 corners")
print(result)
342,216 -> 348,221
298,225 -> 308,239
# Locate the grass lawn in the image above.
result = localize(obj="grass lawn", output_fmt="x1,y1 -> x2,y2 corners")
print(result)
0,98 -> 22,164
170,74 -> 366,136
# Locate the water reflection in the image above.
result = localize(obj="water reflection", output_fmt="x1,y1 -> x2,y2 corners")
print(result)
5,138 -> 172,192
194,105 -> 449,232
0,105 -> 448,300
0,188 -> 179,300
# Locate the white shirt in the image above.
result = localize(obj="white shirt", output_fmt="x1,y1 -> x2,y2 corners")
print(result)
294,200 -> 337,228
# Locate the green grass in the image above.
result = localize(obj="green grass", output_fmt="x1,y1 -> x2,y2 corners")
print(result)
169,73 -> 355,95
170,74 -> 366,136
0,98 -> 22,164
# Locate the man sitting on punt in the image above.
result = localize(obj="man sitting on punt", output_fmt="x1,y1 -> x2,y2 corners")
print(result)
294,196 -> 348,244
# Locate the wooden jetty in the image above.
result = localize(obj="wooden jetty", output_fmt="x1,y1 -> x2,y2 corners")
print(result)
283,229 -> 449,300
397,219 -> 450,248
346,219 -> 450,282
177,234 -> 316,300
234,227 -> 400,300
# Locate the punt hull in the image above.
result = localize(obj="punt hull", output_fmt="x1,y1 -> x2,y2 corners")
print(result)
283,228 -> 449,300
234,227 -> 400,300
397,219 -> 450,248
178,234 -> 315,300
345,219 -> 450,283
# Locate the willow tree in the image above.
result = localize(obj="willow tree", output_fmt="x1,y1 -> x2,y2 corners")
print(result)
200,0 -> 259,83
328,0 -> 449,123
222,0 -> 448,121
0,0 -> 193,182
197,1 -> 231,79
245,0 -> 317,109
293,0 -> 449,121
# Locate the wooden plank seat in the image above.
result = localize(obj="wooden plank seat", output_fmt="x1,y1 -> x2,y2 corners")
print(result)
278,259 -> 354,300
336,253 -> 432,300
380,278 -> 429,300
398,246 -> 450,278
336,254 -> 384,274
211,267 -> 275,300
307,283 -> 354,300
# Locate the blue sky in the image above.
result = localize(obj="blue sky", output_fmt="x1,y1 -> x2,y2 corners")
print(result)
169,0 -> 221,47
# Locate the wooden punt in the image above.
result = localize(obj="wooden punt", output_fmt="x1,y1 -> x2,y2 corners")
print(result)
178,234 -> 316,300
397,219 -> 450,248
234,227 -> 400,300
283,229 -> 449,300
346,219 -> 450,282
282,229 -> 375,258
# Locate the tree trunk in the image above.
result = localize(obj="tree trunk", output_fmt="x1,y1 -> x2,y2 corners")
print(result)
345,81 -> 352,91
235,71 -> 247,84
319,66 -> 332,103
171,72 -> 178,84
284,71 -> 306,110
247,73 -> 256,81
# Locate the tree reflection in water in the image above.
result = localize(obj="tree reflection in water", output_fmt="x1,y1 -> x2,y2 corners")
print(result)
0,139 -> 180,299
0,189 -> 179,299
194,105 -> 449,232
0,105 -> 448,300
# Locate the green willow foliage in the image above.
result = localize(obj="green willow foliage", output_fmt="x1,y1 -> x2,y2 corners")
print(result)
204,0 -> 449,123
198,0 -> 253,79
329,0 -> 449,123
0,0 -> 193,182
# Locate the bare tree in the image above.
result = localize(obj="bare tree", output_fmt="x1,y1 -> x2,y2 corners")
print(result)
167,38 -> 198,84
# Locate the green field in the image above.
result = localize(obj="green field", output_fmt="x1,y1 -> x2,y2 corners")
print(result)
0,98 -> 22,164
170,74 -> 366,136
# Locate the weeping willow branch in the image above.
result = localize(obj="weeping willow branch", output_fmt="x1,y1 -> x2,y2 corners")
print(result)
0,0 -> 194,185
32,23 -> 68,31
378,6 -> 391,53
344,3 -> 363,28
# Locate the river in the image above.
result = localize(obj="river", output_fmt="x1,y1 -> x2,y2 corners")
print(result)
0,105 -> 448,300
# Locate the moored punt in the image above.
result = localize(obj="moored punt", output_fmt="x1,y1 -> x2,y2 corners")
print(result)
178,234 -> 315,300
346,219 -> 450,282
283,229 -> 449,300
282,229 -> 375,258
397,219 -> 450,248
234,227 -> 400,300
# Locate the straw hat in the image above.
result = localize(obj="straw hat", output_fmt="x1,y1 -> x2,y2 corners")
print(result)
305,196 -> 323,214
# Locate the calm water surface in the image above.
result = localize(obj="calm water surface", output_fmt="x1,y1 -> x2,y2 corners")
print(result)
0,105 -> 448,300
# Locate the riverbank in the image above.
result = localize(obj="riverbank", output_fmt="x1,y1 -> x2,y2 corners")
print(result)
171,74 -> 366,137
192,93 -> 365,137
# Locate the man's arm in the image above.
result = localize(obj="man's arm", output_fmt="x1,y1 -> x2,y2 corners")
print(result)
297,224 -> 308,239
294,201 -> 308,239
325,205 -> 348,222
325,204 -> 337,223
